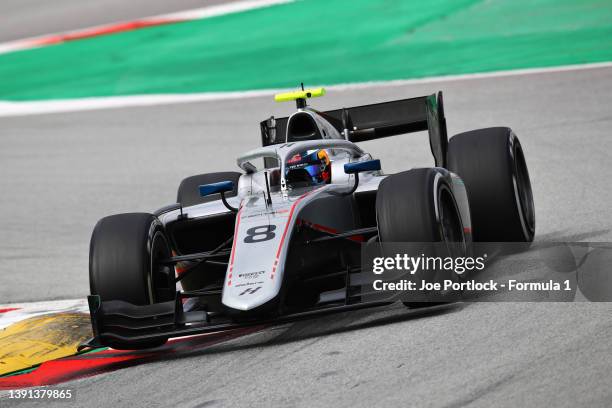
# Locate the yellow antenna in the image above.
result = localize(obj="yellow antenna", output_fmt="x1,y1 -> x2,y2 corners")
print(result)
274,84 -> 326,108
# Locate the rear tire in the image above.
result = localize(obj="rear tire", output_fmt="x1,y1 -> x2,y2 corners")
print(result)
376,168 -> 466,307
177,172 -> 241,207
447,127 -> 535,242
89,213 -> 174,349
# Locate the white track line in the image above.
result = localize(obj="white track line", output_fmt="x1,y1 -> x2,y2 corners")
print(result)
0,0 -> 294,55
1,61 -> 611,118
155,0 -> 293,21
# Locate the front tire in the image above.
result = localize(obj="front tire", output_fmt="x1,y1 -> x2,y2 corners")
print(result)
376,168 -> 466,307
376,169 -> 465,244
89,213 -> 174,349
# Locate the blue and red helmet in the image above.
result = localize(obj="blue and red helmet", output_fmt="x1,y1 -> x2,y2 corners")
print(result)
285,149 -> 332,185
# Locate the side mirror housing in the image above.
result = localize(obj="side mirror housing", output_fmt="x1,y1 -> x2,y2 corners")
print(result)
344,159 -> 381,174
199,181 -> 234,197
342,159 -> 381,196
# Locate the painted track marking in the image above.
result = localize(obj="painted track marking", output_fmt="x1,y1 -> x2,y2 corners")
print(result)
0,0 -> 294,56
1,61 -> 611,118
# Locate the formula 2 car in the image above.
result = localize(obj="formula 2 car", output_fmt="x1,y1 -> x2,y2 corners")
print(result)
82,87 -> 535,350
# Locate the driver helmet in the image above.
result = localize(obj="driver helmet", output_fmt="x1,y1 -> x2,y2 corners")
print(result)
285,149 -> 331,185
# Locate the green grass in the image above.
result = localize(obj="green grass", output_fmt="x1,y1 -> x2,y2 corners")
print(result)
1,0 -> 611,100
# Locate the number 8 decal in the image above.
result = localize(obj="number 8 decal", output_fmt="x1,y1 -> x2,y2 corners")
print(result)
244,225 -> 277,243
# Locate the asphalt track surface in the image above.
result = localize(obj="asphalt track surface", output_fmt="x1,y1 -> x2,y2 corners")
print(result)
0,0 -> 232,42
2,66 -> 612,407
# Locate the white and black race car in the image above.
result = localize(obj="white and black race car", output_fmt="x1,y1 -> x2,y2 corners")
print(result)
82,87 -> 535,350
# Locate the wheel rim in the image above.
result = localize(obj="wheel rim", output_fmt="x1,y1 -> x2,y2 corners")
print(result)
438,185 -> 466,258
513,142 -> 535,237
150,231 -> 174,302
433,184 -> 466,298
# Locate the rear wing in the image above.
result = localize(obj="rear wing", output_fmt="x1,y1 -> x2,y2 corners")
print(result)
260,92 -> 448,168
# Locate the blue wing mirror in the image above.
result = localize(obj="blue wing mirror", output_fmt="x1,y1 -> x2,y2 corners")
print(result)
199,181 -> 234,197
199,181 -> 238,212
342,159 -> 381,195
344,159 -> 381,174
